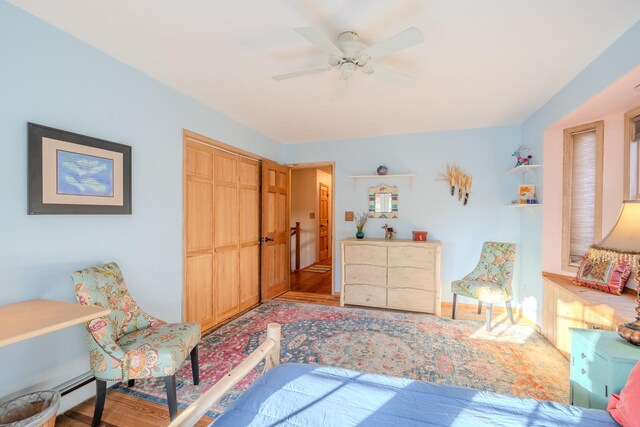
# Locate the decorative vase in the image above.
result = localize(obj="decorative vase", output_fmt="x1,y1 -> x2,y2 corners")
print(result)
356,226 -> 364,239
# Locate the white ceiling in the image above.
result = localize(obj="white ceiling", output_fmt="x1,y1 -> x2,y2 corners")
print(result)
9,1 -> 640,143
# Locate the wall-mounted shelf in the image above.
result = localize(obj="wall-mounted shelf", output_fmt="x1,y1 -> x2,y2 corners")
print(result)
349,173 -> 416,190
509,203 -> 542,209
505,164 -> 542,176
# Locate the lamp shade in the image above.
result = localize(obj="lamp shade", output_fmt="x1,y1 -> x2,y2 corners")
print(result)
594,200 -> 640,252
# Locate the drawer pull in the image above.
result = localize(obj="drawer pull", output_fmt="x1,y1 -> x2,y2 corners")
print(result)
581,368 -> 587,375
580,353 -> 587,359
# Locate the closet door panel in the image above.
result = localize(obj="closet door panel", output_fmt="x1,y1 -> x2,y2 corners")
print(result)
239,245 -> 259,310
185,253 -> 215,330
239,158 -> 260,310
214,184 -> 238,247
185,179 -> 213,252
215,248 -> 239,323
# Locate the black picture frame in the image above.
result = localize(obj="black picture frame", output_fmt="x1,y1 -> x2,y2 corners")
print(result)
28,123 -> 132,214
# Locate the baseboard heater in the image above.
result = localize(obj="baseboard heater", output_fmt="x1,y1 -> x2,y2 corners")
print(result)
54,371 -> 95,396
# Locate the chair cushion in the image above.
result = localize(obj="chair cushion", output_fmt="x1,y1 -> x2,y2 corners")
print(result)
116,322 -> 201,379
451,280 -> 508,304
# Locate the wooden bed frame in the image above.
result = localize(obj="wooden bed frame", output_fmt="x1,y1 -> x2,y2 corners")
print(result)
168,323 -> 282,427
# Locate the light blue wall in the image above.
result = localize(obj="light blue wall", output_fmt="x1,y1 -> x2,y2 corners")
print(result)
0,2 -> 282,400
519,19 -> 640,325
285,127 -> 523,300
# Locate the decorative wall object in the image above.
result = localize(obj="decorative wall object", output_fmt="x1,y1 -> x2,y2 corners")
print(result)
440,163 -> 473,206
28,123 -> 132,214
344,211 -> 354,221
376,165 -> 388,175
368,184 -> 398,218
512,145 -> 533,167
518,184 -> 536,204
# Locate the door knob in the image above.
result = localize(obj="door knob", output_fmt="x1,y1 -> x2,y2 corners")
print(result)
260,237 -> 274,243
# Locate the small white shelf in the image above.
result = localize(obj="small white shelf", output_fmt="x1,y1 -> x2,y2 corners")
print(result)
349,173 -> 416,189
505,164 -> 542,176
509,203 -> 542,208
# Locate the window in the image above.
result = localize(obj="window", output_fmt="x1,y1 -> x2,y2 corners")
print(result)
562,121 -> 603,270
624,106 -> 640,199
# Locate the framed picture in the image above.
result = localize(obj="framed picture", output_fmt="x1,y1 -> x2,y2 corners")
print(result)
28,123 -> 132,214
518,184 -> 536,204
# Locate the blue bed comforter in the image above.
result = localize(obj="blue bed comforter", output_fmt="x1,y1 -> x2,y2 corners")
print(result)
212,363 -> 618,427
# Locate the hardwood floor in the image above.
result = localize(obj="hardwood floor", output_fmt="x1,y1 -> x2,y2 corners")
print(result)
56,390 -> 212,427
289,258 -> 332,294
277,291 -> 340,306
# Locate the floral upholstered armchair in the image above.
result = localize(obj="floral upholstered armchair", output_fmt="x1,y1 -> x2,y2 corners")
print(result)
451,242 -> 516,331
73,262 -> 200,425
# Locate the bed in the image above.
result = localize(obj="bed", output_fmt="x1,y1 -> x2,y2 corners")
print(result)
170,323 -> 619,427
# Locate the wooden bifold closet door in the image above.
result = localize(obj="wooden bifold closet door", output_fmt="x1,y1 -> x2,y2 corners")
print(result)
184,140 -> 260,331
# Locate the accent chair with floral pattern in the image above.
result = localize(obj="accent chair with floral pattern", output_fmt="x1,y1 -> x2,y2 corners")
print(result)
72,262 -> 200,425
451,242 -> 516,331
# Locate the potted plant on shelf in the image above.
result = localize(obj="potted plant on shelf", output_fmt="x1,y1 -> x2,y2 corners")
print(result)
355,212 -> 368,239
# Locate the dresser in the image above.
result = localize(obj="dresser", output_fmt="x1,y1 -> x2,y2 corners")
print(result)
340,239 -> 442,315
569,328 -> 640,410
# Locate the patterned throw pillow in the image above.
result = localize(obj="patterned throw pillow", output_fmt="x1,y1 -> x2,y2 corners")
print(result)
573,254 -> 632,295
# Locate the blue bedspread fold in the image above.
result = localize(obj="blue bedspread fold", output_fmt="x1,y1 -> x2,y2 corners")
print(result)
212,363 -> 618,426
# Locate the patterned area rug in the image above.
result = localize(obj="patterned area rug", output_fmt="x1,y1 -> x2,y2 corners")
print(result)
113,300 -> 569,418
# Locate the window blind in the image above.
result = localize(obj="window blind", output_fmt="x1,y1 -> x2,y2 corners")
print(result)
569,129 -> 597,265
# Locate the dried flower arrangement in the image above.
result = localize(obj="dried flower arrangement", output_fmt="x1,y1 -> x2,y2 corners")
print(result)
355,212 -> 368,228
440,163 -> 473,206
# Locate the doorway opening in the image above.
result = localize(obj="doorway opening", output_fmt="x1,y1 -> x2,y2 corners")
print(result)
289,163 -> 335,296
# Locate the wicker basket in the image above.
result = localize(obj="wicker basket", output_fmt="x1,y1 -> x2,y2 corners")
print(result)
0,391 -> 60,427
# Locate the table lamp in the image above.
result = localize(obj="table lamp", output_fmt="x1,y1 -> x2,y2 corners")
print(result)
589,200 -> 640,345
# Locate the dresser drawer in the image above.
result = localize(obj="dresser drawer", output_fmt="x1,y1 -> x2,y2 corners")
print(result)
344,284 -> 386,307
387,288 -> 436,313
344,244 -> 387,266
387,246 -> 435,268
345,265 -> 387,287
387,267 -> 435,290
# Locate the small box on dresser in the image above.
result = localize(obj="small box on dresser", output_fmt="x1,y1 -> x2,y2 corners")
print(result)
340,238 -> 442,315
569,328 -> 640,410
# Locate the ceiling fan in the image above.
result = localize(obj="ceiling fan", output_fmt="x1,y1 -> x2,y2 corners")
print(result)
272,26 -> 425,101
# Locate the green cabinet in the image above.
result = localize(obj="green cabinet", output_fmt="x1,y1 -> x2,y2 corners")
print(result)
569,328 -> 640,409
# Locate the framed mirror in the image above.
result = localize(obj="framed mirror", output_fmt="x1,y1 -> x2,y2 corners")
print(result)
368,184 -> 398,218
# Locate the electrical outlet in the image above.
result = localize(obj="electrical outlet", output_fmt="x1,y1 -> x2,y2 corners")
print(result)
309,212 -> 315,219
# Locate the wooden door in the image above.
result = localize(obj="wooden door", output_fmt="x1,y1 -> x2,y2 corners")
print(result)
319,183 -> 329,261
261,160 -> 290,300
238,158 -> 260,311
213,150 -> 240,323
184,141 -> 215,331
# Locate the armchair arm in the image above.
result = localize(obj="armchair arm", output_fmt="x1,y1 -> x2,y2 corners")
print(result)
84,317 -> 128,381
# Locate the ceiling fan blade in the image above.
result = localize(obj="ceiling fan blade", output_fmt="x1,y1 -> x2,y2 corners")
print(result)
331,78 -> 347,101
360,27 -> 425,61
371,66 -> 416,85
272,65 -> 331,81
295,27 -> 344,57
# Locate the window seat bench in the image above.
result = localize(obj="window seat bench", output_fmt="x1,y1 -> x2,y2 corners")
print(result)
542,272 -> 637,357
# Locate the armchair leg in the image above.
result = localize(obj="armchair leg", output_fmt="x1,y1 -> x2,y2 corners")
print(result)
164,375 -> 178,421
127,379 -> 135,388
451,294 -> 457,319
92,379 -> 107,427
477,301 -> 483,315
191,344 -> 200,385
485,303 -> 493,332
506,301 -> 516,325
